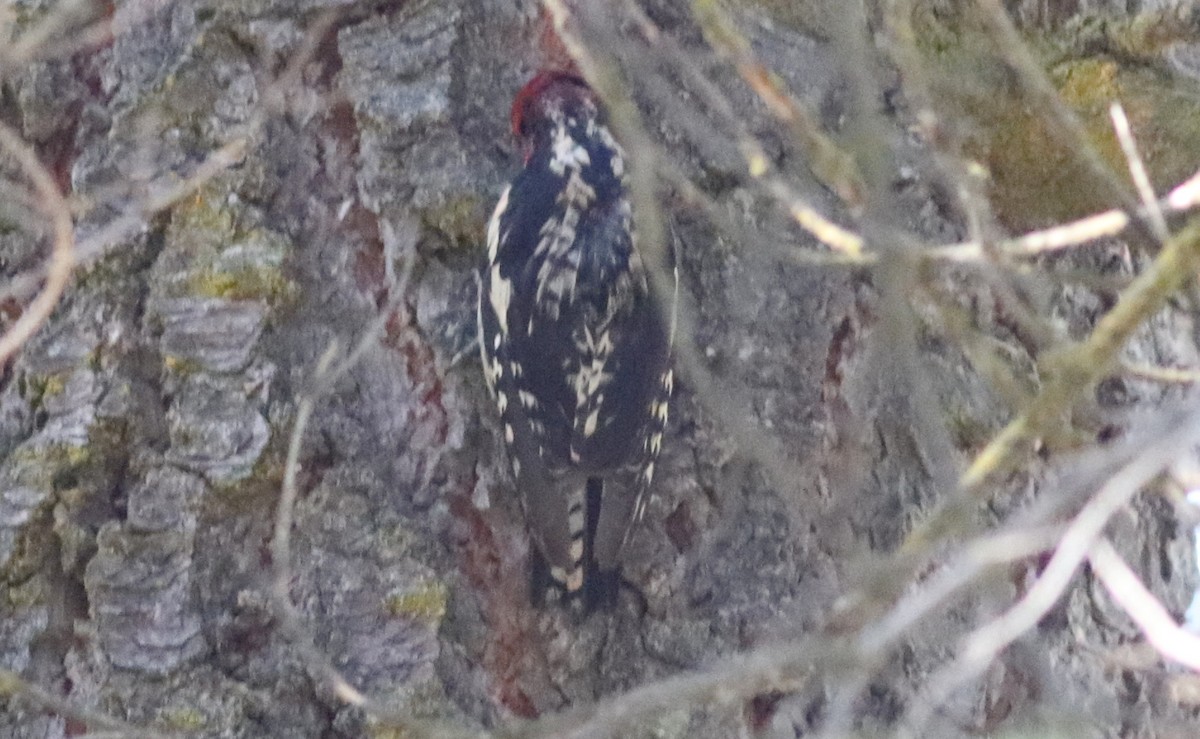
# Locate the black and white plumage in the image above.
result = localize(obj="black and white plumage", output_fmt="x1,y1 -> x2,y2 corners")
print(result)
478,71 -> 676,609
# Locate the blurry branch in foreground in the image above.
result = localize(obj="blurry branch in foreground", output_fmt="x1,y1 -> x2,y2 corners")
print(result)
0,5 -> 342,352
0,119 -> 74,365
0,665 -> 172,739
0,5 -> 344,736
522,0 -> 1200,736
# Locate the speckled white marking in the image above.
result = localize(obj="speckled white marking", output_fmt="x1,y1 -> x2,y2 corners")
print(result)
566,566 -> 583,592
550,124 -> 591,174
583,408 -> 600,437
489,265 -> 511,335
486,185 -> 511,262
649,431 -> 663,455
518,390 -> 538,409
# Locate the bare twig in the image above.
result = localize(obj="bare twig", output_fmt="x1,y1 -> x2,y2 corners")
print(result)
0,667 -> 176,738
0,0 -> 95,75
1089,537 -> 1200,672
0,126 -> 248,312
690,0 -> 866,209
960,213 -> 1200,490
512,640 -> 831,739
269,342 -> 368,710
902,406 -> 1200,733
1110,102 -> 1168,242
0,9 -> 340,311
621,1 -> 866,258
0,120 -> 75,365
930,166 -> 1200,262
818,524 -> 1061,736
266,250 -> 477,737
1121,362 -> 1200,384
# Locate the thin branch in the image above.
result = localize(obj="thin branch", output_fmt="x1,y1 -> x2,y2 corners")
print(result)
270,344 -> 379,710
0,119 -> 75,365
1089,537 -> 1200,672
1110,102 -> 1168,242
3,0 -> 175,73
0,0 -> 95,76
929,165 -> 1200,262
689,0 -> 866,209
267,250 -> 475,737
902,411 -> 1200,733
0,9 -> 340,309
1121,362 -> 1200,384
817,525 -> 1061,736
621,2 -> 866,258
504,402 -> 1200,738
509,640 -> 834,739
961,214 -> 1200,490
0,667 -> 176,738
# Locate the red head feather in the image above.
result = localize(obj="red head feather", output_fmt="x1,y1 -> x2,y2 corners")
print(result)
509,70 -> 592,139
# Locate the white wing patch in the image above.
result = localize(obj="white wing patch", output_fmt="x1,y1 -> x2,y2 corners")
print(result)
489,265 -> 512,335
486,185 -> 511,263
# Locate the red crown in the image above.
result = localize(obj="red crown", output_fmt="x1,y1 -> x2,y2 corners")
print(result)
510,71 -> 590,137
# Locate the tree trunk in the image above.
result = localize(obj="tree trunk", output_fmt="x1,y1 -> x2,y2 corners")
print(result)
2,1 -> 1199,736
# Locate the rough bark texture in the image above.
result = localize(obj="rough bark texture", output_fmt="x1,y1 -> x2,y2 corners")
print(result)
1,1 -> 1199,737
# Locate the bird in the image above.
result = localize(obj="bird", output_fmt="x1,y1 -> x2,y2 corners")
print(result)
477,70 -> 676,611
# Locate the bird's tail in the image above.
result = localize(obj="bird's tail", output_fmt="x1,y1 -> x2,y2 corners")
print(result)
530,476 -> 618,614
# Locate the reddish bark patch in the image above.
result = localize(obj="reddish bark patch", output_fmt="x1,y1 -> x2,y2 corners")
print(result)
449,489 -> 541,718
664,499 -> 697,553
745,691 -> 785,733
386,307 -> 449,447
822,316 -> 855,396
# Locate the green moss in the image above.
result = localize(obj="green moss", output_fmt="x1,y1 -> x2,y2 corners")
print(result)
910,17 -> 1200,231
172,188 -> 238,241
8,442 -> 91,475
162,354 -> 205,376
420,194 -> 487,252
1048,56 -> 1200,211
5,574 -> 46,608
158,706 -> 207,731
39,374 -> 67,399
385,579 -> 448,625
22,370 -> 82,410
184,264 -> 293,303
204,445 -> 285,518
21,373 -> 52,409
161,190 -> 297,306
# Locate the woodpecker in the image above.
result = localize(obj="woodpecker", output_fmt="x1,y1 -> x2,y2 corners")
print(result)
478,71 -> 676,610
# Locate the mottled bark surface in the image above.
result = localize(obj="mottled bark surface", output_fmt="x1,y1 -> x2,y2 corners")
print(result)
2,1 -> 1199,737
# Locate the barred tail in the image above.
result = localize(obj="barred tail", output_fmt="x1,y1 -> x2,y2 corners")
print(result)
531,477 -> 618,613
581,476 -> 619,611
